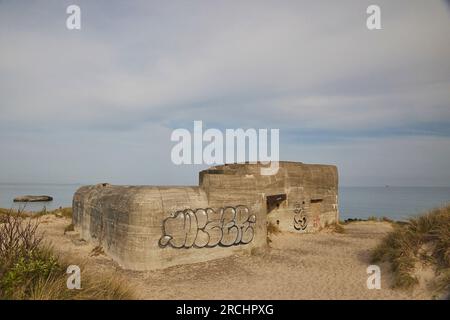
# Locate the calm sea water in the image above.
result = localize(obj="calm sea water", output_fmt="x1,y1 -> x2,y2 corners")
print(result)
0,184 -> 82,212
0,184 -> 449,221
339,186 -> 450,221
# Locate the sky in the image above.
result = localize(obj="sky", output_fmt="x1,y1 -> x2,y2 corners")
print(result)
0,0 -> 449,186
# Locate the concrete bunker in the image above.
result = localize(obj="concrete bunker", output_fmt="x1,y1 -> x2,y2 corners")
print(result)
73,161 -> 338,270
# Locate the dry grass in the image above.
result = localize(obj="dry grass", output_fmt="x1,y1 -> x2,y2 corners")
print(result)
331,223 -> 346,234
371,205 -> 450,296
54,207 -> 73,218
0,207 -> 72,219
367,216 -> 393,223
23,263 -> 137,300
344,216 -> 393,224
0,211 -> 43,271
89,246 -> 105,257
323,221 -> 346,233
267,221 -> 281,235
64,223 -> 75,234
0,210 -> 135,300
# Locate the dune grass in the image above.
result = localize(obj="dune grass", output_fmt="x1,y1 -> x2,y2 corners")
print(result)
371,205 -> 450,296
343,216 -> 393,224
0,209 -> 136,300
330,222 -> 345,234
0,206 -> 73,219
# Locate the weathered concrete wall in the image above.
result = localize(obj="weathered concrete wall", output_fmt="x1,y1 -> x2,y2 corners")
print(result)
200,162 -> 338,233
73,161 -> 338,270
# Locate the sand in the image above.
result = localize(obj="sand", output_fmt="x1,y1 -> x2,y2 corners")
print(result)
37,215 -> 433,300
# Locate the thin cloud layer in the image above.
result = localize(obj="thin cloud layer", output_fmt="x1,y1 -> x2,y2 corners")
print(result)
0,0 -> 449,185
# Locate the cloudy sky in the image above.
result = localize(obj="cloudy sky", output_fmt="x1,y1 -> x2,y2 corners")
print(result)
0,0 -> 449,186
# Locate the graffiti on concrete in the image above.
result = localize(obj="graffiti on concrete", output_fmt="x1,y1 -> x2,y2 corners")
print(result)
293,201 -> 308,231
159,205 -> 256,248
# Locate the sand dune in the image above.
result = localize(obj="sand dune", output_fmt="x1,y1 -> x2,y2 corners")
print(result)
38,215 -> 432,300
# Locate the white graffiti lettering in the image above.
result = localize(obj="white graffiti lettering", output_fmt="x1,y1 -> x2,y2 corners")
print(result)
159,206 -> 256,248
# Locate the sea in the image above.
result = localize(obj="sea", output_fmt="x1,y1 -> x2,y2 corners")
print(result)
0,184 -> 449,221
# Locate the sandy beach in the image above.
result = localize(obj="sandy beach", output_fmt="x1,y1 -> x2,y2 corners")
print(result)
37,215 -> 433,300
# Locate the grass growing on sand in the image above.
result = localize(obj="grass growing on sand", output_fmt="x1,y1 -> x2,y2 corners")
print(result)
0,209 -> 135,300
330,223 -> 345,234
64,223 -> 75,234
343,216 -> 393,224
267,221 -> 281,236
0,206 -> 73,219
371,205 -> 450,297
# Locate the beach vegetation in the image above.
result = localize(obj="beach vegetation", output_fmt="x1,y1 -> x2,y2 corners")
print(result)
0,209 -> 135,300
371,205 -> 450,297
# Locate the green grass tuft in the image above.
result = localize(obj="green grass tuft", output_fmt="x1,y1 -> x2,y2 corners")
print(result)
0,210 -> 135,300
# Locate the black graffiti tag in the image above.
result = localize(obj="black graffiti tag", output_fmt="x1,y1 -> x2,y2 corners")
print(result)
293,202 -> 307,231
159,206 -> 256,248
